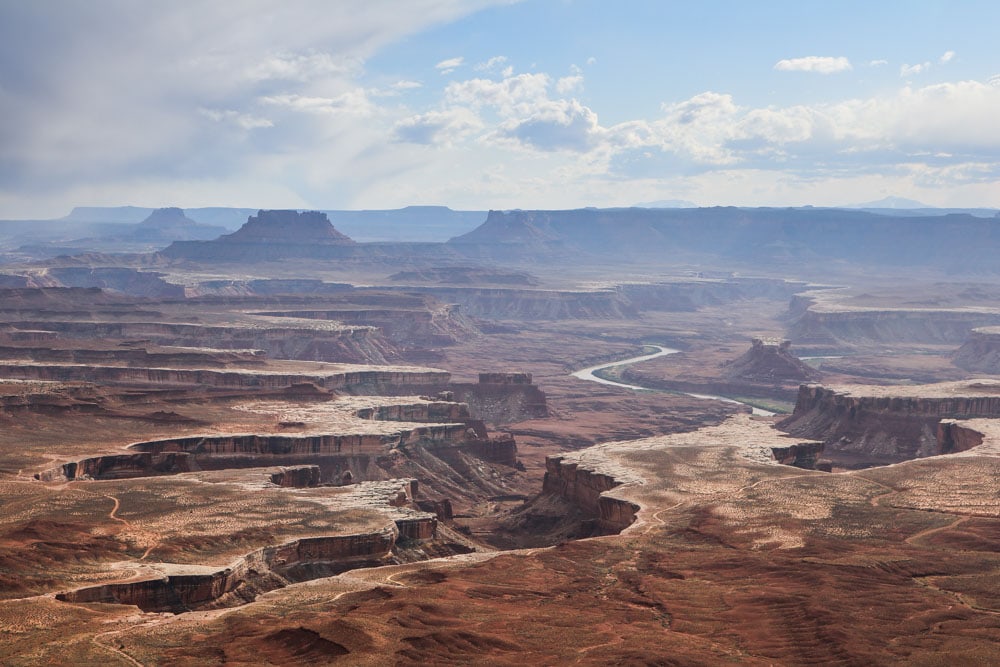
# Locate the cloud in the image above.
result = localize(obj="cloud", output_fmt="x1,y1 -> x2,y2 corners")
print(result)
198,108 -> 274,130
496,99 -> 601,152
393,108 -> 482,145
245,51 -> 360,82
773,56 -> 852,74
940,50 -> 956,64
258,91 -> 374,116
474,55 -> 508,72
556,74 -> 583,95
0,0 -> 512,216
901,62 -> 931,76
435,56 -> 464,74
392,80 -> 423,90
446,72 -> 551,111
586,56 -> 597,66
868,59 -> 889,67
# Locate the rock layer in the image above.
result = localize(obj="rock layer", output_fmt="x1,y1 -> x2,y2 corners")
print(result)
542,455 -> 639,534
780,382 -> 1000,466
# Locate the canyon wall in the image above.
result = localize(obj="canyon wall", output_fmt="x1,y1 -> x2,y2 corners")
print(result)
542,456 -> 638,533
788,307 -> 1000,347
2,320 -> 396,364
779,384 -> 1000,466
385,377 -> 548,424
936,420 -> 986,455
56,524 -> 405,613
0,362 -> 450,391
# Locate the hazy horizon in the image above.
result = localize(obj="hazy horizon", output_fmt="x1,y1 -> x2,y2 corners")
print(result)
3,1 -> 1000,218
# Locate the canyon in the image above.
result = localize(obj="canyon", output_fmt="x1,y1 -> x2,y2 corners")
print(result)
2,207 -> 1000,664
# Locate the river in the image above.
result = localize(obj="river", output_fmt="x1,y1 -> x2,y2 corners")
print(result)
571,345 -> 776,416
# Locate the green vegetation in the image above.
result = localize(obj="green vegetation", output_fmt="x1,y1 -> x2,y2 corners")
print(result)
727,396 -> 794,414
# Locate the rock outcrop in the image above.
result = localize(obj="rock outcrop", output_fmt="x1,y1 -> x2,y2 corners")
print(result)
788,300 -> 1000,347
0,361 -> 449,391
53,478 -> 439,613
161,210 -> 364,262
936,420 -> 985,454
1,319 -> 397,365
770,442 -> 826,470
723,338 -> 820,384
542,456 -> 639,534
270,465 -> 321,487
780,382 -> 1000,466
222,210 -> 354,244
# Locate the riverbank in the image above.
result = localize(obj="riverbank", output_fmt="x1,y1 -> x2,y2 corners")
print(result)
571,345 -> 781,416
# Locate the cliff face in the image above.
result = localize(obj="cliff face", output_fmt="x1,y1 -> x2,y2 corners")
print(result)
542,456 -> 638,533
4,319 -> 397,364
56,525 -> 402,613
270,465 -> 321,487
383,376 -> 548,424
770,442 -> 825,470
0,362 -> 449,391
779,384 -> 1000,466
936,420 -> 985,454
221,210 -> 354,245
130,427 -> 470,457
788,307 -> 1000,347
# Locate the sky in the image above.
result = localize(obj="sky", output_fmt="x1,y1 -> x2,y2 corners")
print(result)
2,0 -> 1000,218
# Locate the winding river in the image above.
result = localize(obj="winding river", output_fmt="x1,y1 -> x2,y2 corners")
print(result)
571,345 -> 776,416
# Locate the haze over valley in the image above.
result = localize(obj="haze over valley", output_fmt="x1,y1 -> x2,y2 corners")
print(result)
2,2 -> 1000,665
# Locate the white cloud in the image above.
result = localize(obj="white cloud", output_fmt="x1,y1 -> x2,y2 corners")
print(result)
774,56 -> 852,74
868,59 -> 889,67
392,80 -> 423,90
446,72 -> 551,112
474,55 -> 508,72
586,56 -> 597,66
556,74 -> 583,95
940,50 -> 956,64
0,0 -> 513,217
198,108 -> 273,130
496,99 -> 601,152
901,62 -> 931,76
258,91 -> 374,116
435,56 -> 464,74
393,107 -> 482,145
245,51 -> 360,82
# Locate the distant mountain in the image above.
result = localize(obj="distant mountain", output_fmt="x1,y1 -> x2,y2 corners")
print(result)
110,207 -> 227,242
320,206 -> 486,242
448,207 -> 1000,274
843,196 -> 929,209
62,206 -> 152,223
633,199 -> 698,209
220,210 -> 354,244
161,209 -> 467,264
163,210 -> 359,261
